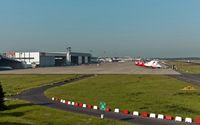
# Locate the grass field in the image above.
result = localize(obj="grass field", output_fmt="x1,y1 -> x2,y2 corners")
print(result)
46,75 -> 200,118
0,99 -> 131,125
0,74 -> 132,125
0,74 -> 79,96
167,61 -> 200,74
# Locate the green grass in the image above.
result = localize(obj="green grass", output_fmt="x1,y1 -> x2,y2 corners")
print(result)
0,99 -> 132,125
167,61 -> 200,74
0,74 -> 133,124
46,75 -> 200,118
0,74 -> 79,96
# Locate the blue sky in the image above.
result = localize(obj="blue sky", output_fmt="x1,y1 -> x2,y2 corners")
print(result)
0,0 -> 200,57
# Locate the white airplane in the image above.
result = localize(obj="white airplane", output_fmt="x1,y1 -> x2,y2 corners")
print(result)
135,59 -> 162,68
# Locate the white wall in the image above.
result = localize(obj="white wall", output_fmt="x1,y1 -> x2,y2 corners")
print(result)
15,52 -> 40,65
78,56 -> 82,65
85,56 -> 88,64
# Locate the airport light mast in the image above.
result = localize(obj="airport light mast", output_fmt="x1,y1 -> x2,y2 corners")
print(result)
66,46 -> 71,65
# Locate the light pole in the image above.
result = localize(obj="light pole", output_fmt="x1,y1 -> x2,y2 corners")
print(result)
66,45 -> 71,66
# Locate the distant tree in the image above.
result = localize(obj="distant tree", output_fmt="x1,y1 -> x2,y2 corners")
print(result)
0,82 -> 6,110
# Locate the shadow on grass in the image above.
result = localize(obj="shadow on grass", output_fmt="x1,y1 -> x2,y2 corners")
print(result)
173,92 -> 200,96
129,92 -> 144,97
0,103 -> 33,117
7,102 -> 52,110
4,102 -> 53,116
2,103 -> 52,118
165,104 -> 198,114
0,112 -> 25,117
0,122 -> 31,125
7,103 -> 34,110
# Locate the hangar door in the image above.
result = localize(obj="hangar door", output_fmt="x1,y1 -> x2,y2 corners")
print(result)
55,56 -> 66,66
71,56 -> 78,65
40,56 -> 55,67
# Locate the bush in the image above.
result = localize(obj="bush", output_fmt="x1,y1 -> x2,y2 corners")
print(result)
0,82 -> 6,110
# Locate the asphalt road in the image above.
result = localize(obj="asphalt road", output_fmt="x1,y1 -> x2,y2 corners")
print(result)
13,75 -> 194,125
170,74 -> 200,86
190,62 -> 200,66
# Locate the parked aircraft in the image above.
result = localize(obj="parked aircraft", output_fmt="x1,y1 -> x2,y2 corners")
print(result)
135,59 -> 162,68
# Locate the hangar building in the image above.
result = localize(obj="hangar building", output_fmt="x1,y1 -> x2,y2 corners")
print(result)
5,50 -> 91,67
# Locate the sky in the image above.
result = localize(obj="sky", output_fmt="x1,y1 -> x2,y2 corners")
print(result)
0,0 -> 200,58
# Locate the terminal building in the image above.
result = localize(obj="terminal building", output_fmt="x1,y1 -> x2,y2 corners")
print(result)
5,50 -> 92,67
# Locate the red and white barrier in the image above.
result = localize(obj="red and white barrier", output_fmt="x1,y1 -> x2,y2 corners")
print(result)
67,101 -> 71,105
87,104 -> 93,109
51,97 -> 197,124
133,111 -> 139,116
165,115 -> 173,121
141,112 -> 149,117
52,97 -> 55,101
114,108 -> 120,113
157,114 -> 164,119
175,116 -> 182,122
185,117 -> 192,123
82,104 -> 87,108
61,99 -> 65,103
93,105 -> 98,110
149,113 -> 156,118
122,109 -> 129,115
79,103 -> 83,107
195,118 -> 200,124
61,99 -> 66,103
106,107 -> 111,112
75,102 -> 79,107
